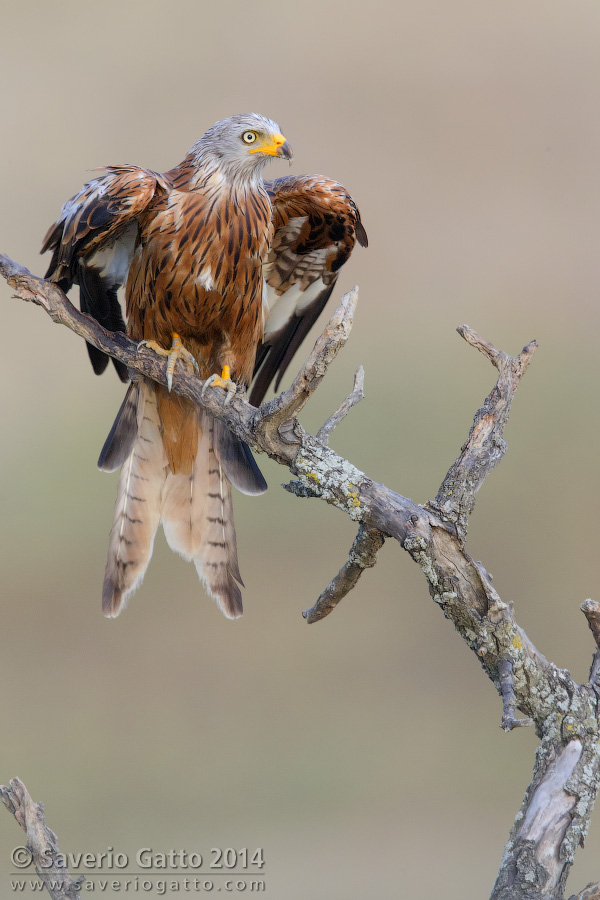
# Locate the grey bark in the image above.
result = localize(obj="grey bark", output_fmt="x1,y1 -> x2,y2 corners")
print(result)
0,778 -> 82,899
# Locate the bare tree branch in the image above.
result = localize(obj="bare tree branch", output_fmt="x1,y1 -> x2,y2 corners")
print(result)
302,524 -> 385,623
316,365 -> 365,445
3,253 -> 600,899
568,884 -> 600,900
431,325 -> 537,543
0,778 -> 82,899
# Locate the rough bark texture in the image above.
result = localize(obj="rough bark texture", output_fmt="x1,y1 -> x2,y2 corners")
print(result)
0,778 -> 82,899
2,253 -> 599,899
302,524 -> 385,623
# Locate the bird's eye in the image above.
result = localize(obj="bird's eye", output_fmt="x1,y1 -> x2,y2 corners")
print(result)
242,131 -> 258,144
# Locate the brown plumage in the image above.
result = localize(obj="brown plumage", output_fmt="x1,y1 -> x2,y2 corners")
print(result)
252,175 -> 367,405
42,113 -> 367,619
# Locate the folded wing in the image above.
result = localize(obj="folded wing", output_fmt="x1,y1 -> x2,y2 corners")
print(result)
42,165 -> 169,380
250,175 -> 367,406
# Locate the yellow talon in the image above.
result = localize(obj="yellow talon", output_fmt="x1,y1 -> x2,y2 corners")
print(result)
138,332 -> 199,392
201,365 -> 238,405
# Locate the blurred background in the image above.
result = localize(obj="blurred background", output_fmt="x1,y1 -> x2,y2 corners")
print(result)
1,1 -> 600,897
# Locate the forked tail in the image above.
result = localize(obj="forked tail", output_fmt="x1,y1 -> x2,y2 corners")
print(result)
99,381 -> 266,618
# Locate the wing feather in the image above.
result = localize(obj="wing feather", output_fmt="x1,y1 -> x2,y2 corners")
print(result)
42,165 -> 169,379
250,175 -> 367,406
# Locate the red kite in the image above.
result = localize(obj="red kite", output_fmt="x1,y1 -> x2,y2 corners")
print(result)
43,114 -> 367,619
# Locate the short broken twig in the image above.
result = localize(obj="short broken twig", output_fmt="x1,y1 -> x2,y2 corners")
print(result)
581,600 -> 600,651
316,365 -> 365,445
498,657 -> 534,731
303,524 -> 385,623
581,601 -> 600,695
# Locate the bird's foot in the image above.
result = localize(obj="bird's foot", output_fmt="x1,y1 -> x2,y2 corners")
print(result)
201,365 -> 237,406
138,332 -> 199,391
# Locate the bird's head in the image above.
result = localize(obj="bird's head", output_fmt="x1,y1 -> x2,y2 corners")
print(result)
192,114 -> 293,182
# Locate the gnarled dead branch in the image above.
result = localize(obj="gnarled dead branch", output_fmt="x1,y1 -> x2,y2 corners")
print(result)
2,252 -> 599,899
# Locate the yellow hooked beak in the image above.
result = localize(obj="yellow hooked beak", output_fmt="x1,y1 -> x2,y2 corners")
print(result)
250,133 -> 293,160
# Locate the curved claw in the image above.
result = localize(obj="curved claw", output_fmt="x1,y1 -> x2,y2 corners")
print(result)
138,333 -> 199,391
202,365 -> 237,405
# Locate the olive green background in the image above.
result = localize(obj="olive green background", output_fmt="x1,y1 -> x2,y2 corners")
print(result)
1,1 -> 600,897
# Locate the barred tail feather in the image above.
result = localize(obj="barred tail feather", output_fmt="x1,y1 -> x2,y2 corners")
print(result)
160,407 -> 208,561
196,420 -> 244,618
102,383 -> 167,618
161,412 -> 244,618
102,396 -> 262,618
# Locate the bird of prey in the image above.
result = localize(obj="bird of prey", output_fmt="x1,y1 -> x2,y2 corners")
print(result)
42,113 -> 367,619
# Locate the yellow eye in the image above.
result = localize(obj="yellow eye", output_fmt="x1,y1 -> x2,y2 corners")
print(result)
242,131 -> 258,144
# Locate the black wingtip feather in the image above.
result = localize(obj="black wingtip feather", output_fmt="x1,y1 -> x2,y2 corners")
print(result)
86,341 -> 110,375
250,281 -> 336,406
213,419 -> 268,496
112,357 -> 130,382
98,383 -> 140,472
78,263 -> 129,380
